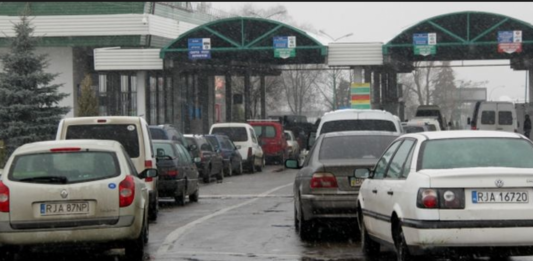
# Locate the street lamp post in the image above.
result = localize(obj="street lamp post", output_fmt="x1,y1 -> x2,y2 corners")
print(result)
318,30 -> 353,110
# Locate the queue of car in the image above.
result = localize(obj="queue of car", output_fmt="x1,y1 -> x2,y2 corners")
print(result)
289,106 -> 533,261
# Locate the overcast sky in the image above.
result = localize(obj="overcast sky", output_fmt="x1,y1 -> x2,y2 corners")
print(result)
212,2 -> 533,102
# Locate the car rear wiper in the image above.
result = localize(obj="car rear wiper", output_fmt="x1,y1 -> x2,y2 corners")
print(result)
18,176 -> 68,184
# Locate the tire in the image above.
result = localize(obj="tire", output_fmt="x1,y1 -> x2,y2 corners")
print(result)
224,162 -> 233,177
249,157 -> 256,174
124,218 -> 146,261
148,193 -> 158,221
0,247 -> 16,261
189,189 -> 199,203
296,197 -> 314,241
395,225 -> 416,261
175,184 -> 186,206
235,161 -> 243,175
216,168 -> 224,183
203,168 -> 210,183
256,157 -> 265,172
360,213 -> 380,256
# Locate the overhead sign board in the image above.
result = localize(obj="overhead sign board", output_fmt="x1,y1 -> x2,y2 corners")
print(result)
351,83 -> 371,109
273,36 -> 296,59
413,32 -> 436,56
498,30 -> 522,54
188,38 -> 211,59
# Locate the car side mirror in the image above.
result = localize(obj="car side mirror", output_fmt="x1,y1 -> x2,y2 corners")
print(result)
139,168 -> 158,179
354,168 -> 371,179
284,159 -> 301,169
467,117 -> 471,125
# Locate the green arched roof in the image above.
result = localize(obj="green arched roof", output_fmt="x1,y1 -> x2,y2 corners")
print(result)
384,11 -> 533,62
160,16 -> 327,65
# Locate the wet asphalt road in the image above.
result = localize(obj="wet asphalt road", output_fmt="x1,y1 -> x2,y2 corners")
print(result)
11,165 -> 533,261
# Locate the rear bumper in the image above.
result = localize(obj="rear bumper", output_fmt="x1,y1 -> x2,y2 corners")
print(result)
300,193 -> 358,220
157,179 -> 185,196
0,215 -> 140,246
403,223 -> 533,255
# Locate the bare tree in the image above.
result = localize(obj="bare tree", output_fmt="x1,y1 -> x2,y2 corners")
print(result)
281,64 -> 323,115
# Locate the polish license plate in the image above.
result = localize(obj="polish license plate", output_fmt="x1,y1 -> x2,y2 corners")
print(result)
349,177 -> 364,187
472,190 -> 529,203
40,202 -> 90,216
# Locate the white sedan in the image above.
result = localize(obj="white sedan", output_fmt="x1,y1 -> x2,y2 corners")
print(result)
355,130 -> 533,260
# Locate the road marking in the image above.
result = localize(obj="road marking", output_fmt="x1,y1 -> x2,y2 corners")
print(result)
155,183 -> 293,258
157,250 -> 300,259
199,194 -> 293,199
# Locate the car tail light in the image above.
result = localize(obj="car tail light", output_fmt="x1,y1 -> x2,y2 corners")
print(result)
248,147 -> 252,158
310,173 -> 338,189
50,147 -> 81,152
119,176 -> 135,207
97,119 -> 107,123
471,126 -> 478,130
417,188 -> 464,209
167,170 -> 178,176
0,182 -> 9,212
145,160 -> 153,168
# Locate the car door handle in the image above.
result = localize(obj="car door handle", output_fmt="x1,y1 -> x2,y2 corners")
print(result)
372,189 -> 378,194
387,191 -> 394,195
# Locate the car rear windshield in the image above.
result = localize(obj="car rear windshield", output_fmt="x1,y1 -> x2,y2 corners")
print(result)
153,142 -> 177,158
211,127 -> 248,142
253,126 -> 276,138
498,111 -> 513,125
150,128 -> 168,140
321,120 -> 397,134
9,151 -> 120,184
66,125 -> 140,158
420,138 -> 533,170
416,110 -> 440,117
481,111 -> 495,125
205,136 -> 219,148
403,126 -> 425,133
319,135 -> 397,160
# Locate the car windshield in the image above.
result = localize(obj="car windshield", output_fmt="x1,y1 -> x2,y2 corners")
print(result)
211,127 -> 248,142
150,128 -> 168,140
321,120 -> 397,134
403,126 -> 425,133
420,138 -> 533,170
66,125 -> 140,158
319,135 -> 397,160
9,152 -> 120,184
153,142 -> 177,158
204,136 -> 219,148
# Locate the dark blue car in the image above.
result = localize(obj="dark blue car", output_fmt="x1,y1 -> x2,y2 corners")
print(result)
204,134 -> 243,176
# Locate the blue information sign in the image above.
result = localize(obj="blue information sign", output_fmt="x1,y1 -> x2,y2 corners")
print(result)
188,38 -> 211,60
413,33 -> 428,45
273,36 -> 289,48
498,31 -> 514,43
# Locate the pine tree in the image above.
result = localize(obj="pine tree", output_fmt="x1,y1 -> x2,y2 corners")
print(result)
0,13 -> 70,162
77,73 -> 99,117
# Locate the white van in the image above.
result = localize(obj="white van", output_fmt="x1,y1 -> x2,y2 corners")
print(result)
469,101 -> 518,132
56,116 -> 159,221
316,109 -> 403,137
209,123 -> 264,173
